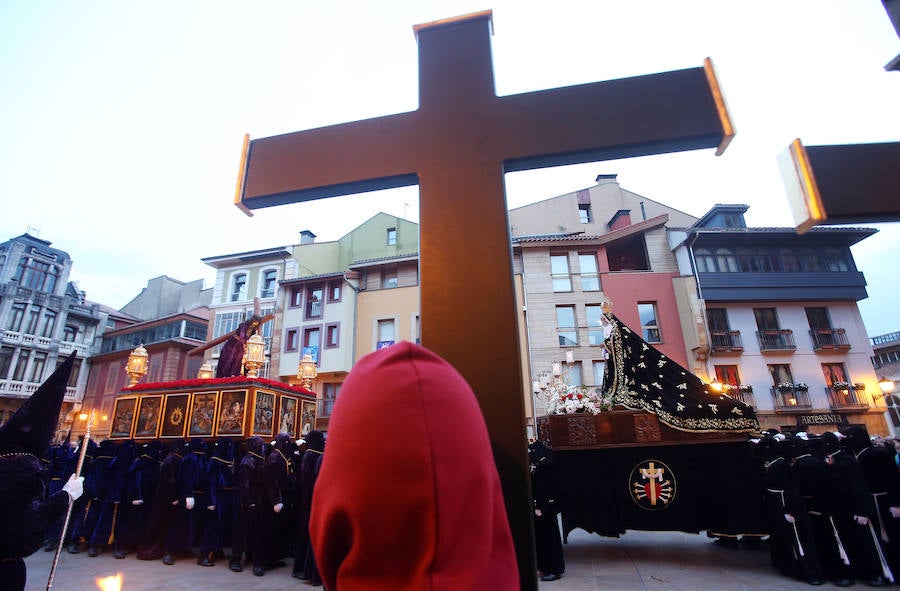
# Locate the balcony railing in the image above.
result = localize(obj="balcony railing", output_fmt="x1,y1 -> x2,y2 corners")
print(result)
810,328 -> 851,351
724,389 -> 755,408
757,330 -> 796,352
2,330 -> 53,349
827,386 -> 869,410
0,380 -> 77,401
710,331 -> 743,354
772,387 -> 812,410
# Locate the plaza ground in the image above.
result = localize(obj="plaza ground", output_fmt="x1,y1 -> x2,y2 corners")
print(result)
26,527 -> 855,590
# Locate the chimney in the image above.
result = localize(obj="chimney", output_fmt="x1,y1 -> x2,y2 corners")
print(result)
299,230 -> 316,245
595,173 -> 619,186
607,210 -> 632,231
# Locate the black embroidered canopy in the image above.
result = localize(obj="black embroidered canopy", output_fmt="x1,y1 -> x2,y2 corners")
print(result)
603,314 -> 759,433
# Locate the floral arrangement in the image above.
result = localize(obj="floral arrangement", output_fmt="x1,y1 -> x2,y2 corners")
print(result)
544,382 -> 613,415
853,382 -> 866,390
777,382 -> 808,392
724,384 -> 753,394
832,381 -> 851,389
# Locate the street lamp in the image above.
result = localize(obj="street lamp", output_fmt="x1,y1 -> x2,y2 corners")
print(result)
243,333 -> 266,378
125,344 -> 149,386
879,376 -> 895,399
298,353 -> 318,389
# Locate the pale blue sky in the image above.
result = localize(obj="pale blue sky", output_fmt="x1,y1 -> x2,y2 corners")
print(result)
1,1 -> 898,334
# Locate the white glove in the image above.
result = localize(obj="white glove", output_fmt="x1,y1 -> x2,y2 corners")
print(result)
855,515 -> 870,525
891,507 -> 900,519
171,499 -> 179,506
784,514 -> 795,524
534,509 -> 543,517
131,499 -> 144,506
207,505 -> 215,511
185,497 -> 195,510
62,475 -> 84,501
274,503 -> 283,513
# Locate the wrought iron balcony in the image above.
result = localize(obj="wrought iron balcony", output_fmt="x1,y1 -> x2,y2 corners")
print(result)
724,388 -> 755,408
827,386 -> 868,410
771,386 -> 812,410
757,330 -> 796,352
710,331 -> 743,355
810,328 -> 851,351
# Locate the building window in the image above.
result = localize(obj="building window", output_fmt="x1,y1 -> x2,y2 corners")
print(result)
41,311 -> 57,338
638,303 -> 661,343
24,307 -> 40,335
327,280 -> 342,303
261,269 -> 277,298
302,328 -> 321,365
325,323 -> 340,348
7,304 -> 25,332
556,306 -> 578,347
550,254 -> 571,292
768,364 -> 794,387
579,253 -> 600,291
285,329 -> 299,352
387,227 -> 397,246
29,352 -> 47,383
12,351 -> 30,381
0,347 -> 14,380
578,204 -> 592,223
585,305 -> 607,346
377,319 -> 395,348
62,325 -> 78,342
414,315 -> 421,344
606,235 -> 650,271
714,365 -> 741,387
16,258 -> 59,293
290,286 -> 303,308
821,363 -> 849,387
753,308 -> 779,331
212,310 -> 246,340
305,284 -> 324,319
323,382 -> 341,416
231,273 -> 247,302
66,358 -> 81,388
592,360 -> 606,388
568,362 -> 584,387
383,268 -> 398,289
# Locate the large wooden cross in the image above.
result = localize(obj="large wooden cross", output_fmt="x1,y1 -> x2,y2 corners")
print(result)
235,11 -> 733,589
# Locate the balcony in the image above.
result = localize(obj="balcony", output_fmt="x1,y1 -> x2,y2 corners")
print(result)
710,331 -> 743,355
59,340 -> 90,356
757,330 -> 796,353
810,328 -> 851,352
2,330 -> 53,350
0,380 -> 77,401
827,385 -> 868,410
772,386 -> 812,411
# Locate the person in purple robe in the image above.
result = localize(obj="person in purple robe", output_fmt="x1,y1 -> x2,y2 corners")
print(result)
216,316 -> 263,378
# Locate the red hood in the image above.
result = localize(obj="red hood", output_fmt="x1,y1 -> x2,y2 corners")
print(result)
310,341 -> 519,590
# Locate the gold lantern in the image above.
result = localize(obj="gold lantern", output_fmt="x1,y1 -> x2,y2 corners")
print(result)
243,333 -> 266,378
298,353 -> 318,389
125,344 -> 149,386
197,362 -> 214,380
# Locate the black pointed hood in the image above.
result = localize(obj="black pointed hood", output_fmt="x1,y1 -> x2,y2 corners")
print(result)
0,352 -> 76,455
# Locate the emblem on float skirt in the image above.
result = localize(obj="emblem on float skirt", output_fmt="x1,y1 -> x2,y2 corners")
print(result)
629,459 -> 676,510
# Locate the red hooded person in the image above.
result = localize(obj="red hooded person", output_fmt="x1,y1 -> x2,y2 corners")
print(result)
310,341 -> 519,591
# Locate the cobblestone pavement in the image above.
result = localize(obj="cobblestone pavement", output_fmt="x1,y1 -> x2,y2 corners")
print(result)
26,528 -> 850,590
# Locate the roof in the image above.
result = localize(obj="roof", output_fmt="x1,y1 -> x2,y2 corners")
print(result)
201,246 -> 291,268
349,252 -> 420,267
513,215 -> 668,246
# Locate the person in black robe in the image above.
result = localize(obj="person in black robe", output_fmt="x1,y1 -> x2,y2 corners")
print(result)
257,433 -> 294,576
64,437 -> 97,554
529,440 -> 565,582
0,353 -> 83,591
295,430 -> 325,584
758,435 -> 825,585
161,438 -> 206,565
198,437 -> 236,566
844,426 -> 899,584
230,436 -> 266,573
821,431 -> 892,586
114,439 -> 161,559
88,439 -> 135,556
136,438 -> 184,561
77,438 -> 116,556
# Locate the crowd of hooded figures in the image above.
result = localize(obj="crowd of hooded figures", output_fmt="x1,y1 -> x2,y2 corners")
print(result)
39,431 -> 328,584
732,426 -> 900,588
